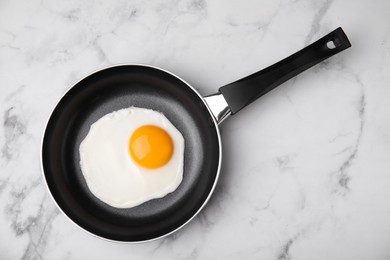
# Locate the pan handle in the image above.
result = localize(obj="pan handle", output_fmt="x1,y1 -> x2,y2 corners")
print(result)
210,27 -> 351,120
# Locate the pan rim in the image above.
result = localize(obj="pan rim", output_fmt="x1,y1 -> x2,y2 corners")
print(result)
40,63 -> 222,243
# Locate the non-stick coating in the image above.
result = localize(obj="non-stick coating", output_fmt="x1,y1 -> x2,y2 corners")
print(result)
42,65 -> 221,242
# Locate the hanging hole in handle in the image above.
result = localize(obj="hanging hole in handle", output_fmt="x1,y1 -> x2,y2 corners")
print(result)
326,39 -> 336,49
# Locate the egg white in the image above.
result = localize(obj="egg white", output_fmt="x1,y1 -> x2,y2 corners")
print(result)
79,107 -> 184,208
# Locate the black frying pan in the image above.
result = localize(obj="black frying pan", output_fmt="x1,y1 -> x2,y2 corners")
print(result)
41,28 -> 351,242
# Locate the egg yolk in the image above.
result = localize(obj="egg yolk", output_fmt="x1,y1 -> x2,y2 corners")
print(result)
129,125 -> 174,169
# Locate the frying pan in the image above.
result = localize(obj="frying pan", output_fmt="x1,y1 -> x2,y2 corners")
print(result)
41,28 -> 351,242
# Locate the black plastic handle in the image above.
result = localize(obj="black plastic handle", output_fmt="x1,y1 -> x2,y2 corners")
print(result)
219,27 -> 351,114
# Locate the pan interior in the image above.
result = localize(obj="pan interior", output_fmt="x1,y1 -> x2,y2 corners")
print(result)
42,65 -> 220,242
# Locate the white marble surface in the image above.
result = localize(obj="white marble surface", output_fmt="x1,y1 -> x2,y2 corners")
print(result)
1,0 -> 390,259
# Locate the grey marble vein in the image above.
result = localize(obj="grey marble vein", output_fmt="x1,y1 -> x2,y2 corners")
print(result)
0,177 -> 9,194
197,184 -> 233,227
334,76 -> 365,193
4,85 -> 25,102
2,107 -> 27,161
0,30 -> 19,51
304,0 -> 335,45
276,153 -> 296,172
150,230 -> 182,255
175,248 -> 199,260
60,9 -> 81,22
379,16 -> 390,45
3,177 -> 59,259
337,94 -> 365,190
277,238 -> 294,260
6,181 -> 42,235
189,0 -> 206,11
20,204 -> 59,260
88,34 -> 109,63
276,229 -> 311,260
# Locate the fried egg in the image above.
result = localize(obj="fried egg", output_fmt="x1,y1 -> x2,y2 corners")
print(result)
79,107 -> 184,208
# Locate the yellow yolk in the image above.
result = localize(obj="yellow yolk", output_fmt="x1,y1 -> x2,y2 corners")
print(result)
129,125 -> 174,169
